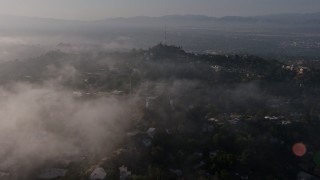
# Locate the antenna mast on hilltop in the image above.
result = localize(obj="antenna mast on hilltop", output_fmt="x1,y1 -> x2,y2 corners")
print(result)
164,25 -> 167,45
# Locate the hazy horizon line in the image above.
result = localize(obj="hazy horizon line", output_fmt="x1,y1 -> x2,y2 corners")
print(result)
1,11 -> 320,22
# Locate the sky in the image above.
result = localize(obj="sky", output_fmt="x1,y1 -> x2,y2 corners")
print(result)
0,0 -> 319,20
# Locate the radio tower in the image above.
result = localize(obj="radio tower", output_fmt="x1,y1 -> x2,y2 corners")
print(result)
164,25 -> 167,45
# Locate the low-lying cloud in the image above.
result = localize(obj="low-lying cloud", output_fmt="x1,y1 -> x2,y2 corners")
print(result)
0,79 -> 139,178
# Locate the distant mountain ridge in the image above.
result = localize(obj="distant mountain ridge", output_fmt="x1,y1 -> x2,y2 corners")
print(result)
1,12 -> 320,34
98,12 -> 320,24
1,12 -> 320,25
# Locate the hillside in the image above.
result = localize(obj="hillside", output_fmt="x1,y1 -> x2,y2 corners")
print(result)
0,44 -> 320,179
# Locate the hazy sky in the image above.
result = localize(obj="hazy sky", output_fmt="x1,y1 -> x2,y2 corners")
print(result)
0,0 -> 320,20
